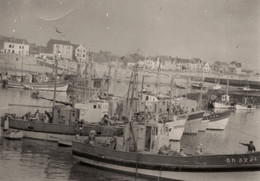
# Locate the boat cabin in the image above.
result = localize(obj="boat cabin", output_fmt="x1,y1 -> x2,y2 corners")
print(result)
52,105 -> 79,125
74,100 -> 109,123
221,94 -> 230,102
123,121 -> 169,154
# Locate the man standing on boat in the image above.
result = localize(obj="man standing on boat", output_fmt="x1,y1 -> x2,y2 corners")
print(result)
239,141 -> 256,153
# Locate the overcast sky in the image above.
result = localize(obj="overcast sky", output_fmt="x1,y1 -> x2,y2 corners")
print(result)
0,0 -> 259,69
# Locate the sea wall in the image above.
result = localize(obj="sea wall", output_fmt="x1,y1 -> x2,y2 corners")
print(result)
0,53 -> 53,74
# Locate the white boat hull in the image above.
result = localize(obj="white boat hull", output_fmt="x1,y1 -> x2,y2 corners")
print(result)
12,129 -> 76,142
199,119 -> 209,132
23,84 -> 68,92
73,155 -> 260,181
213,102 -> 232,109
207,117 -> 230,130
234,104 -> 256,110
167,117 -> 186,141
2,130 -> 23,139
184,118 -> 201,134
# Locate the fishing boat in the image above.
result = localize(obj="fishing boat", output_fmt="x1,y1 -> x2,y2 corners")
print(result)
23,82 -> 68,92
58,138 -> 73,147
234,97 -> 256,111
183,110 -> 205,134
213,84 -> 221,90
0,103 -> 122,142
72,120 -> 260,181
2,129 -> 23,139
204,109 -> 231,130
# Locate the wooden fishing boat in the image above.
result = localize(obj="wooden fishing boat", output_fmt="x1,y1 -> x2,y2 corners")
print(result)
234,104 -> 256,110
2,129 -> 23,140
58,138 -> 73,147
72,121 -> 260,181
23,82 -> 68,92
1,104 -> 123,142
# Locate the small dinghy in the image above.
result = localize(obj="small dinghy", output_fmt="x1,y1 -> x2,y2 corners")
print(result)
2,129 -> 23,140
58,138 -> 72,147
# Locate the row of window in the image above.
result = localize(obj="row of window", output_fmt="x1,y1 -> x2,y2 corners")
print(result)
76,48 -> 86,53
76,53 -> 86,58
4,49 -> 28,54
55,44 -> 71,49
7,44 -> 26,49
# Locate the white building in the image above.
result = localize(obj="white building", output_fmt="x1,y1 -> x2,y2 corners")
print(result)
0,36 -> 29,55
75,44 -> 87,62
46,39 -> 73,59
203,62 -> 211,73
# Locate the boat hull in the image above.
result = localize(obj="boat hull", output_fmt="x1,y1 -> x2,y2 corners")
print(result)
199,119 -> 209,132
23,82 -> 68,92
1,118 -> 121,141
167,115 -> 187,141
205,110 -> 231,130
2,130 -> 23,139
234,104 -> 256,110
184,111 -> 204,134
72,141 -> 260,181
213,102 -> 232,109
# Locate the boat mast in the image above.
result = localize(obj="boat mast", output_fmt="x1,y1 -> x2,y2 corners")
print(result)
52,52 -> 59,119
156,58 -> 161,97
106,59 -> 112,96
75,60 -> 80,105
83,60 -> 88,99
198,69 -> 204,110
88,53 -> 93,99
113,57 -> 118,96
128,64 -> 138,151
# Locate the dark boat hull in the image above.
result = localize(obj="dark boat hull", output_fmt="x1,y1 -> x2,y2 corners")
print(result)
72,141 -> 260,181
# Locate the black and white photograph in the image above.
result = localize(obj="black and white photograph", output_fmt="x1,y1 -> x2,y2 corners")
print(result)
0,0 -> 259,180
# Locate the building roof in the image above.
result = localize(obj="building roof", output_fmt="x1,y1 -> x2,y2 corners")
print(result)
47,39 -> 72,46
174,57 -> 191,64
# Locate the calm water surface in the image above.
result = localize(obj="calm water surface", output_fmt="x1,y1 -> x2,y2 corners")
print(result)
0,88 -> 260,181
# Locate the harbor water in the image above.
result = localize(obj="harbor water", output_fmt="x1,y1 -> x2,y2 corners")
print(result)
0,88 -> 260,181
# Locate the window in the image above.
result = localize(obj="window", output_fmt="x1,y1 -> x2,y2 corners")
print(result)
98,104 -> 101,109
93,105 -> 96,109
12,50 -> 14,53
9,44 -> 11,48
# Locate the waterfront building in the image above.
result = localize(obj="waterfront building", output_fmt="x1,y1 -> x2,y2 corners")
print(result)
174,58 -> 191,70
229,61 -> 242,74
203,62 -> 211,73
74,44 -> 87,62
0,36 -> 29,55
212,61 -> 229,73
160,56 -> 176,71
46,39 -> 73,59
144,57 -> 160,70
